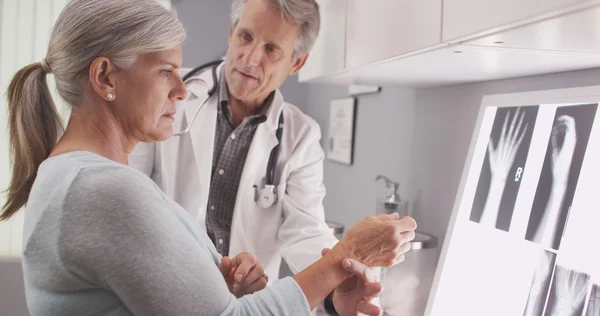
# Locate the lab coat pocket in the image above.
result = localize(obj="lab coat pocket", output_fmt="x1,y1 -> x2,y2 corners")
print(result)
247,183 -> 286,253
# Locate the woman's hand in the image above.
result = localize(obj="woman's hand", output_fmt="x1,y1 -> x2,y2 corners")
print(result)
218,252 -> 268,298
330,213 -> 416,268
291,214 -> 415,311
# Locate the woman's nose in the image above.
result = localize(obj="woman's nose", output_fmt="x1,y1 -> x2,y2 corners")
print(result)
170,77 -> 188,101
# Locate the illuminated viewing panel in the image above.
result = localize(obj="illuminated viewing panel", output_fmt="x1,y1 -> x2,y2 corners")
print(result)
426,86 -> 600,316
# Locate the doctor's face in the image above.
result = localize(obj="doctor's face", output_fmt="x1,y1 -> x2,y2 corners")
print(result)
225,0 -> 308,103
112,46 -> 187,143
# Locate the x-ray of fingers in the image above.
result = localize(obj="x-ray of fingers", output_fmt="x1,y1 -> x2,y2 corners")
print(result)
470,106 -> 539,232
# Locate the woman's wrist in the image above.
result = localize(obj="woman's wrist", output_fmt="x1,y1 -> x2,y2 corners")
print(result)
292,250 -> 348,310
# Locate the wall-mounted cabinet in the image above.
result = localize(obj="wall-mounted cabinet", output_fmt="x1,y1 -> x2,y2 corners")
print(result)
298,0 -> 347,82
442,0 -> 596,42
298,0 -> 600,87
345,0 -> 443,69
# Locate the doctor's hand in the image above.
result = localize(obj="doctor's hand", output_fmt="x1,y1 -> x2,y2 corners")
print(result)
219,252 -> 267,298
322,248 -> 383,316
329,213 -> 416,268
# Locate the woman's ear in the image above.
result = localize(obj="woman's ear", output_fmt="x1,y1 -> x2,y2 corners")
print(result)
89,57 -> 120,101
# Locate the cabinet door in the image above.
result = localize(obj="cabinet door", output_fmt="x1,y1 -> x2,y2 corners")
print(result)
298,0 -> 347,82
443,0 -> 594,42
345,0 -> 442,69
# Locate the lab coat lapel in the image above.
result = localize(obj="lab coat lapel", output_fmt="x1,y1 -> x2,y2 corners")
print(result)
181,64 -> 222,220
235,91 -> 285,215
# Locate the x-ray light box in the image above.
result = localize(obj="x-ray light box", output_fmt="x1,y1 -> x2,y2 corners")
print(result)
425,85 -> 600,316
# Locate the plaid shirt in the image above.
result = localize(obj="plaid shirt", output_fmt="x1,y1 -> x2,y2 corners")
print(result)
205,68 -> 274,255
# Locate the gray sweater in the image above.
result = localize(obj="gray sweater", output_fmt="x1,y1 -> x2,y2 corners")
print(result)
22,151 -> 309,315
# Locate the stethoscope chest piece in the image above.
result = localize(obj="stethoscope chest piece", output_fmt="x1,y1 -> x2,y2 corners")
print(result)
253,112 -> 284,209
256,184 -> 277,208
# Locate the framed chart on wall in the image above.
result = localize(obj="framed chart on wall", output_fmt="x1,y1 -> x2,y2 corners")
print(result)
425,86 -> 600,316
326,97 -> 357,165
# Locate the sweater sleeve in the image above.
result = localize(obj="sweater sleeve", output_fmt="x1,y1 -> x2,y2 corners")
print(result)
58,167 -> 310,315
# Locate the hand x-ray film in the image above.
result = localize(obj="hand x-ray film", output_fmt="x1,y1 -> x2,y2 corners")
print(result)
426,87 -> 600,316
587,285 -> 600,316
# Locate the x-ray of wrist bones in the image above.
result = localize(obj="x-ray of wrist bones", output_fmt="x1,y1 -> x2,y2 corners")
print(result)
546,267 -> 589,316
480,108 -> 528,226
533,116 -> 577,248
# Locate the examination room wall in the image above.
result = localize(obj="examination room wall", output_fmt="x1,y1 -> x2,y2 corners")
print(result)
173,0 -> 600,265
300,67 -> 600,252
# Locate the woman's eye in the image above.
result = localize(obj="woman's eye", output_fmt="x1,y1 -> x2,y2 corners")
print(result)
161,69 -> 171,76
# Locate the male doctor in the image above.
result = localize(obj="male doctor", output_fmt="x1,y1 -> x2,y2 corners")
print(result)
130,0 -> 351,312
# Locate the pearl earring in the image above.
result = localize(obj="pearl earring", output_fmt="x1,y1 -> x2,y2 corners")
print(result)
107,93 -> 114,99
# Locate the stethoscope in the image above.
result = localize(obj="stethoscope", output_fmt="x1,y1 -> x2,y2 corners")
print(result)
174,60 -> 284,208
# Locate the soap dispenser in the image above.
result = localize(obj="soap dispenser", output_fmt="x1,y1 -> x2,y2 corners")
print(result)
375,175 -> 408,217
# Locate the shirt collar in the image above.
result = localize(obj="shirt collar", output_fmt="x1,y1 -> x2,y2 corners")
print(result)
218,67 -> 274,124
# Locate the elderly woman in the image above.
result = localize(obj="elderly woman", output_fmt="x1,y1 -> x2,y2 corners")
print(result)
1,0 -> 416,315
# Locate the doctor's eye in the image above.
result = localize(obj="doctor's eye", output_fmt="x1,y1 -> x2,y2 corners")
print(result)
240,32 -> 252,43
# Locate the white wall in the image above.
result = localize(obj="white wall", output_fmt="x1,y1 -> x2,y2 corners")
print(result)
411,67 -> 600,246
174,0 -> 232,68
169,0 -> 600,290
0,0 -> 70,257
300,67 -> 600,252
302,83 -> 418,227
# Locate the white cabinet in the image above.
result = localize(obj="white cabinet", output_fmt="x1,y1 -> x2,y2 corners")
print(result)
345,0 -> 443,69
442,0 -> 595,42
298,0 -> 347,82
298,0 -> 600,85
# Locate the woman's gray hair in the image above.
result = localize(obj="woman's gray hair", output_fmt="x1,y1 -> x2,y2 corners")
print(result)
49,0 -> 186,105
231,0 -> 320,59
1,0 -> 186,220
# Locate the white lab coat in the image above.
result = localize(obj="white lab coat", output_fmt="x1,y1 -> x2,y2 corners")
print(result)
129,63 -> 338,284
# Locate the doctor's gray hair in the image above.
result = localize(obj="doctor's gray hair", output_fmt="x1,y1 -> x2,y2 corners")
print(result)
230,0 -> 320,59
1,0 -> 186,220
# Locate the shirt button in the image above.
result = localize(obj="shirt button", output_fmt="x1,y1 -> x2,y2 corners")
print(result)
218,239 -> 224,245
210,205 -> 215,211
218,169 -> 224,175
231,134 -> 236,140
